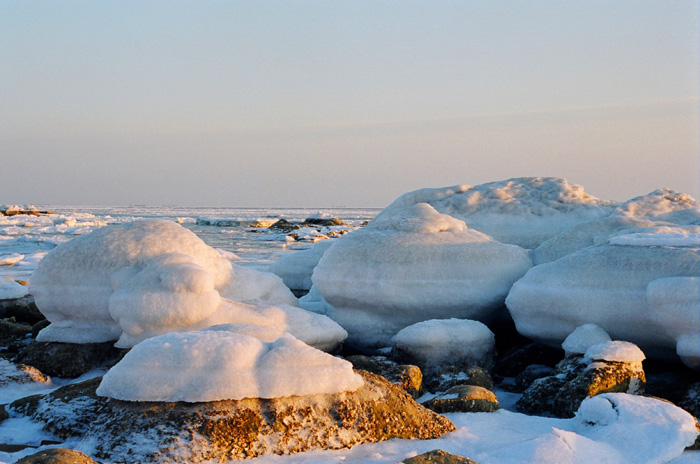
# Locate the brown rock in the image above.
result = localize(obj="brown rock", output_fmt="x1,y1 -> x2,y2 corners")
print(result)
423,385 -> 500,414
17,341 -> 123,378
10,371 -> 455,463
346,355 -> 423,397
402,449 -> 479,464
13,448 -> 96,464
427,366 -> 494,393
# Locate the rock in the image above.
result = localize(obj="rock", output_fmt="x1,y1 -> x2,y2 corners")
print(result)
0,404 -> 8,422
17,341 -> 123,378
13,448 -> 96,464
10,371 -> 455,463
402,449 -> 479,464
302,217 -> 346,226
676,381 -> 700,419
268,219 -> 301,232
426,366 -> 494,393
0,318 -> 32,340
494,342 -> 564,377
517,355 -> 646,418
345,355 -> 423,398
31,320 -> 50,338
513,364 -> 555,392
422,385 -> 500,413
0,296 -> 45,325
0,359 -> 49,387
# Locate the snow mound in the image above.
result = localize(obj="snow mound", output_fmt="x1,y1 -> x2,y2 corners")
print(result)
30,219 -> 297,345
573,393 -> 700,463
613,188 -> 700,224
609,226 -> 700,247
203,323 -> 285,342
506,243 -> 699,363
0,277 -> 29,300
268,240 -> 334,291
562,324 -> 612,357
96,331 -> 364,402
375,177 -> 613,249
312,203 -> 532,351
584,341 -> 645,363
391,318 -> 495,371
0,253 -> 24,266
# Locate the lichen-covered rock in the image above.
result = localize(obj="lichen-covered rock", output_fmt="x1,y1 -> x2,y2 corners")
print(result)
9,371 -> 455,463
16,341 -> 123,378
13,448 -> 97,464
0,359 -> 49,387
426,366 -> 494,393
517,355 -> 646,418
345,355 -> 423,398
402,449 -> 480,464
422,385 -> 500,414
513,364 -> 556,392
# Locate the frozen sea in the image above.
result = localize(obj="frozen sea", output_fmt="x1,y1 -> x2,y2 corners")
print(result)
0,205 -> 698,464
0,205 -> 380,282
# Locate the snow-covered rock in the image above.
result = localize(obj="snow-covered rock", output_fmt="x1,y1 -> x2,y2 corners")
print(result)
391,319 -> 496,374
268,240 -> 334,292
12,371 -> 456,463
29,219 -> 299,346
313,203 -> 532,351
506,242 -> 699,364
0,277 -> 29,300
374,177 -> 613,249
584,341 -> 646,364
562,324 -> 612,357
97,331 -> 363,402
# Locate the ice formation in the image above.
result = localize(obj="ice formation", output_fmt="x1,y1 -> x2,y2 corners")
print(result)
0,277 -> 29,300
312,203 -> 532,351
374,177 -> 613,249
30,219 -> 300,345
506,241 -> 700,365
96,331 -> 364,402
583,341 -> 646,363
268,240 -> 334,291
562,324 -> 612,357
391,319 -> 495,371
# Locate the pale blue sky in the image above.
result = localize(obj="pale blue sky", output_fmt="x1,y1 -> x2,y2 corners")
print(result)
1,1 -> 698,207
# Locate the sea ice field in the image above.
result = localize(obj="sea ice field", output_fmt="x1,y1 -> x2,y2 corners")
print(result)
0,177 -> 698,464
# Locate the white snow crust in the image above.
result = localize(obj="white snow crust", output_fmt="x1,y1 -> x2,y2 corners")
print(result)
312,203 -> 532,351
29,219 -> 301,346
268,240 -> 334,291
392,319 -> 495,370
562,324 -> 612,356
506,243 -> 699,363
0,278 -> 29,300
583,341 -> 646,363
96,331 -> 364,402
613,189 -> 700,225
375,177 -> 613,249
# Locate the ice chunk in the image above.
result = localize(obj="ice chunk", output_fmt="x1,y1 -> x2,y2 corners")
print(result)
313,203 -> 532,351
219,263 -> 299,307
375,177 -> 613,249
0,253 -> 24,266
609,227 -> 700,247
574,393 -> 700,463
613,188 -> 700,225
583,341 -> 645,363
562,324 -> 612,357
96,331 -> 364,402
391,319 -> 495,371
506,243 -> 699,363
0,277 -> 29,300
268,240 -> 334,291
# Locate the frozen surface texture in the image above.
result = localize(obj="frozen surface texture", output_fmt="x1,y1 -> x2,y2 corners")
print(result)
268,240 -> 334,291
30,219 -> 299,346
562,324 -> 612,356
507,243 -> 700,364
392,319 -> 495,373
375,177 -> 613,249
313,203 -> 532,351
97,331 -> 363,402
583,341 -> 646,363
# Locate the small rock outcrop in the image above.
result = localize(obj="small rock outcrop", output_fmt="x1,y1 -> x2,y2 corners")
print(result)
517,352 -> 646,418
426,366 -> 494,393
13,448 -> 97,464
0,296 -> 45,325
402,449 -> 479,464
422,385 -> 500,414
345,355 -> 423,398
16,342 -> 123,378
9,371 -> 455,463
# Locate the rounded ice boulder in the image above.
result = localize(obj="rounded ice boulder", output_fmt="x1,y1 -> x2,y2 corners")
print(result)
96,331 -> 364,402
312,203 -> 532,351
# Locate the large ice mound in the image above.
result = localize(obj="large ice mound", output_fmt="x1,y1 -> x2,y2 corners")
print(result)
312,203 -> 532,351
30,219 -> 307,346
268,240 -> 334,292
506,238 -> 700,366
374,177 -> 613,249
96,331 -> 364,402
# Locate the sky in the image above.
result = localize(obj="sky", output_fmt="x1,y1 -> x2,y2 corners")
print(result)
1,1 -> 698,208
